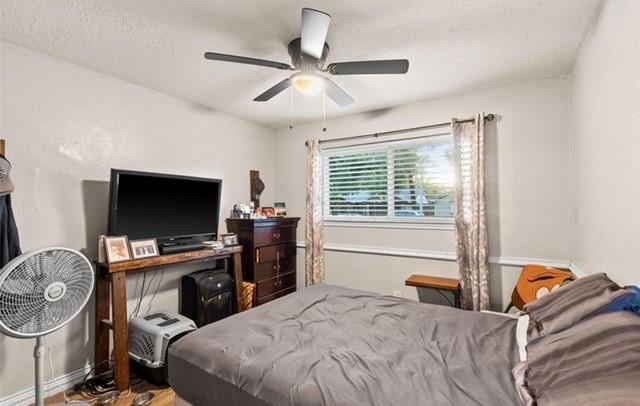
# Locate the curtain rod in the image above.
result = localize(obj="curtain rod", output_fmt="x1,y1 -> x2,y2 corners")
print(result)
304,113 -> 495,147
321,132 -> 451,151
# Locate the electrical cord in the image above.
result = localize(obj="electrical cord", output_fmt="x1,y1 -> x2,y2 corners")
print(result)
118,386 -> 132,399
145,269 -> 165,314
130,270 -> 158,320
129,269 -> 163,320
76,362 -> 143,398
129,273 -> 145,320
43,338 -> 98,404
134,271 -> 148,317
78,360 -> 116,397
137,270 -> 157,317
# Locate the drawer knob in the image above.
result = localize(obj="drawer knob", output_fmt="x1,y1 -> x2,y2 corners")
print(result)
273,233 -> 280,239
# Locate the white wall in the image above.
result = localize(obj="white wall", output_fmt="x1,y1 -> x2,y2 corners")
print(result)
275,77 -> 572,309
569,0 -> 640,285
0,41 -> 276,399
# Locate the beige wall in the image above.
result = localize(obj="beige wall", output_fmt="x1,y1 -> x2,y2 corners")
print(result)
275,77 -> 573,309
0,41 -> 276,398
569,0 -> 640,285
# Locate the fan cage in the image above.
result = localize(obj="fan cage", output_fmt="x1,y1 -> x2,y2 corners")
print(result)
0,247 -> 94,338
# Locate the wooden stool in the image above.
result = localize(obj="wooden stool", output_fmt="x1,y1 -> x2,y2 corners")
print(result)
405,274 -> 462,308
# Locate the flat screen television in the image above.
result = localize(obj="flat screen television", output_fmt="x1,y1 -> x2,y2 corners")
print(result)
108,169 -> 222,249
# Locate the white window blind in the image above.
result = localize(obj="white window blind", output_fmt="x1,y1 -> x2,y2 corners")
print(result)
323,134 -> 455,223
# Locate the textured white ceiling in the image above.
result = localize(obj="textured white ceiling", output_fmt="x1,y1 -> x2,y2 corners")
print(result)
1,0 -> 601,128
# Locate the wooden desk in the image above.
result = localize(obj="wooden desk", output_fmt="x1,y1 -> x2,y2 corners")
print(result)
95,246 -> 243,391
405,274 -> 462,308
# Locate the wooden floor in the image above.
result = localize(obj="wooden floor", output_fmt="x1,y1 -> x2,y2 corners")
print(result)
45,381 -> 175,405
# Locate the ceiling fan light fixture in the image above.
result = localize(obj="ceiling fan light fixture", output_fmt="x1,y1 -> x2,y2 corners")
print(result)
292,74 -> 324,95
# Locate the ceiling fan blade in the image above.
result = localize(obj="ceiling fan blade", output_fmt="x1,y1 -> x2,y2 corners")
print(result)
327,59 -> 409,75
324,78 -> 354,107
301,8 -> 331,59
254,78 -> 292,102
204,52 -> 293,70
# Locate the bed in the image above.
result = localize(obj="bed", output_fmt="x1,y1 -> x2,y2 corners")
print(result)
169,284 -> 522,406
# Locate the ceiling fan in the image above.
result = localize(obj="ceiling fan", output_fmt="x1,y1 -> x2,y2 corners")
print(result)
204,8 -> 409,107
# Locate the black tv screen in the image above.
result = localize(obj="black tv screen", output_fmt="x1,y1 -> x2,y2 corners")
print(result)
108,169 -> 221,241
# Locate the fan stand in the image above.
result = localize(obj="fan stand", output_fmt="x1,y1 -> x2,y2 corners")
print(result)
0,247 -> 95,406
34,336 -> 46,406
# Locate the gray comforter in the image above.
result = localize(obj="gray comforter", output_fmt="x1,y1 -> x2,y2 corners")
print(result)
169,284 -> 521,406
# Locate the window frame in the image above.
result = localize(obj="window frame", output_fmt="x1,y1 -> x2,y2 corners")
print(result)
322,134 -> 455,228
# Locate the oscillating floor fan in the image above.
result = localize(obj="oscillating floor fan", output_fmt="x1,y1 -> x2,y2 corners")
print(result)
0,247 -> 94,406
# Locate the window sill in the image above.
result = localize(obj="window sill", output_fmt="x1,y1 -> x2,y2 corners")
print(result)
323,220 -> 454,231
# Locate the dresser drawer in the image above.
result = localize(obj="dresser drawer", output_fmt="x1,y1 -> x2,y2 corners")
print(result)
254,226 -> 295,247
255,244 -> 296,263
256,271 -> 296,299
254,255 -> 296,281
256,286 -> 296,306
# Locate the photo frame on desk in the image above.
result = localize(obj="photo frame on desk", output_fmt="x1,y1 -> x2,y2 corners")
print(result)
104,236 -> 132,263
220,233 -> 239,247
98,235 -> 106,264
129,238 -> 160,260
261,207 -> 275,217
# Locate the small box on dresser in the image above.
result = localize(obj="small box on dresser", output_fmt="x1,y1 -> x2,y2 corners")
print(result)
226,217 -> 300,306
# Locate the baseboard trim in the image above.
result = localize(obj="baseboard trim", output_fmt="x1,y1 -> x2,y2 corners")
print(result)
0,363 -> 92,406
295,241 -> 571,269
569,262 -> 587,277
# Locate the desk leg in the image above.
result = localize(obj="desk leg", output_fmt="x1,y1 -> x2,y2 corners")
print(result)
232,252 -> 244,312
110,272 -> 130,391
95,274 -> 110,375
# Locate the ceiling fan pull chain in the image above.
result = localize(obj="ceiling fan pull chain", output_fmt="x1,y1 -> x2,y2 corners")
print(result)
322,82 -> 327,132
289,87 -> 294,130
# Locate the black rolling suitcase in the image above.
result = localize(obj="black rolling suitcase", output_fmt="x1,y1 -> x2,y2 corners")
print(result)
181,269 -> 235,327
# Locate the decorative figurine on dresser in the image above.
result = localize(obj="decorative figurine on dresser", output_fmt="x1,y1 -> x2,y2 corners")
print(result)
226,217 -> 300,306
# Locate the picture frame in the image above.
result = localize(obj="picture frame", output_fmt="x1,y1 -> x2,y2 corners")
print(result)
274,202 -> 287,217
129,238 -> 160,260
104,236 -> 132,263
220,233 -> 239,246
261,207 -> 275,217
98,234 -> 106,264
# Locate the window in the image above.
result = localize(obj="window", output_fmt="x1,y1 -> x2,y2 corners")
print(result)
323,134 -> 455,224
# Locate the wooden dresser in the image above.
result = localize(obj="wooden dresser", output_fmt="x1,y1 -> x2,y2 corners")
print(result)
226,217 -> 300,306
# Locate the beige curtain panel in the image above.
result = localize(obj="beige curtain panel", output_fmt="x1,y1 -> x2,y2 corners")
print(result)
452,114 -> 490,311
305,138 -> 325,286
